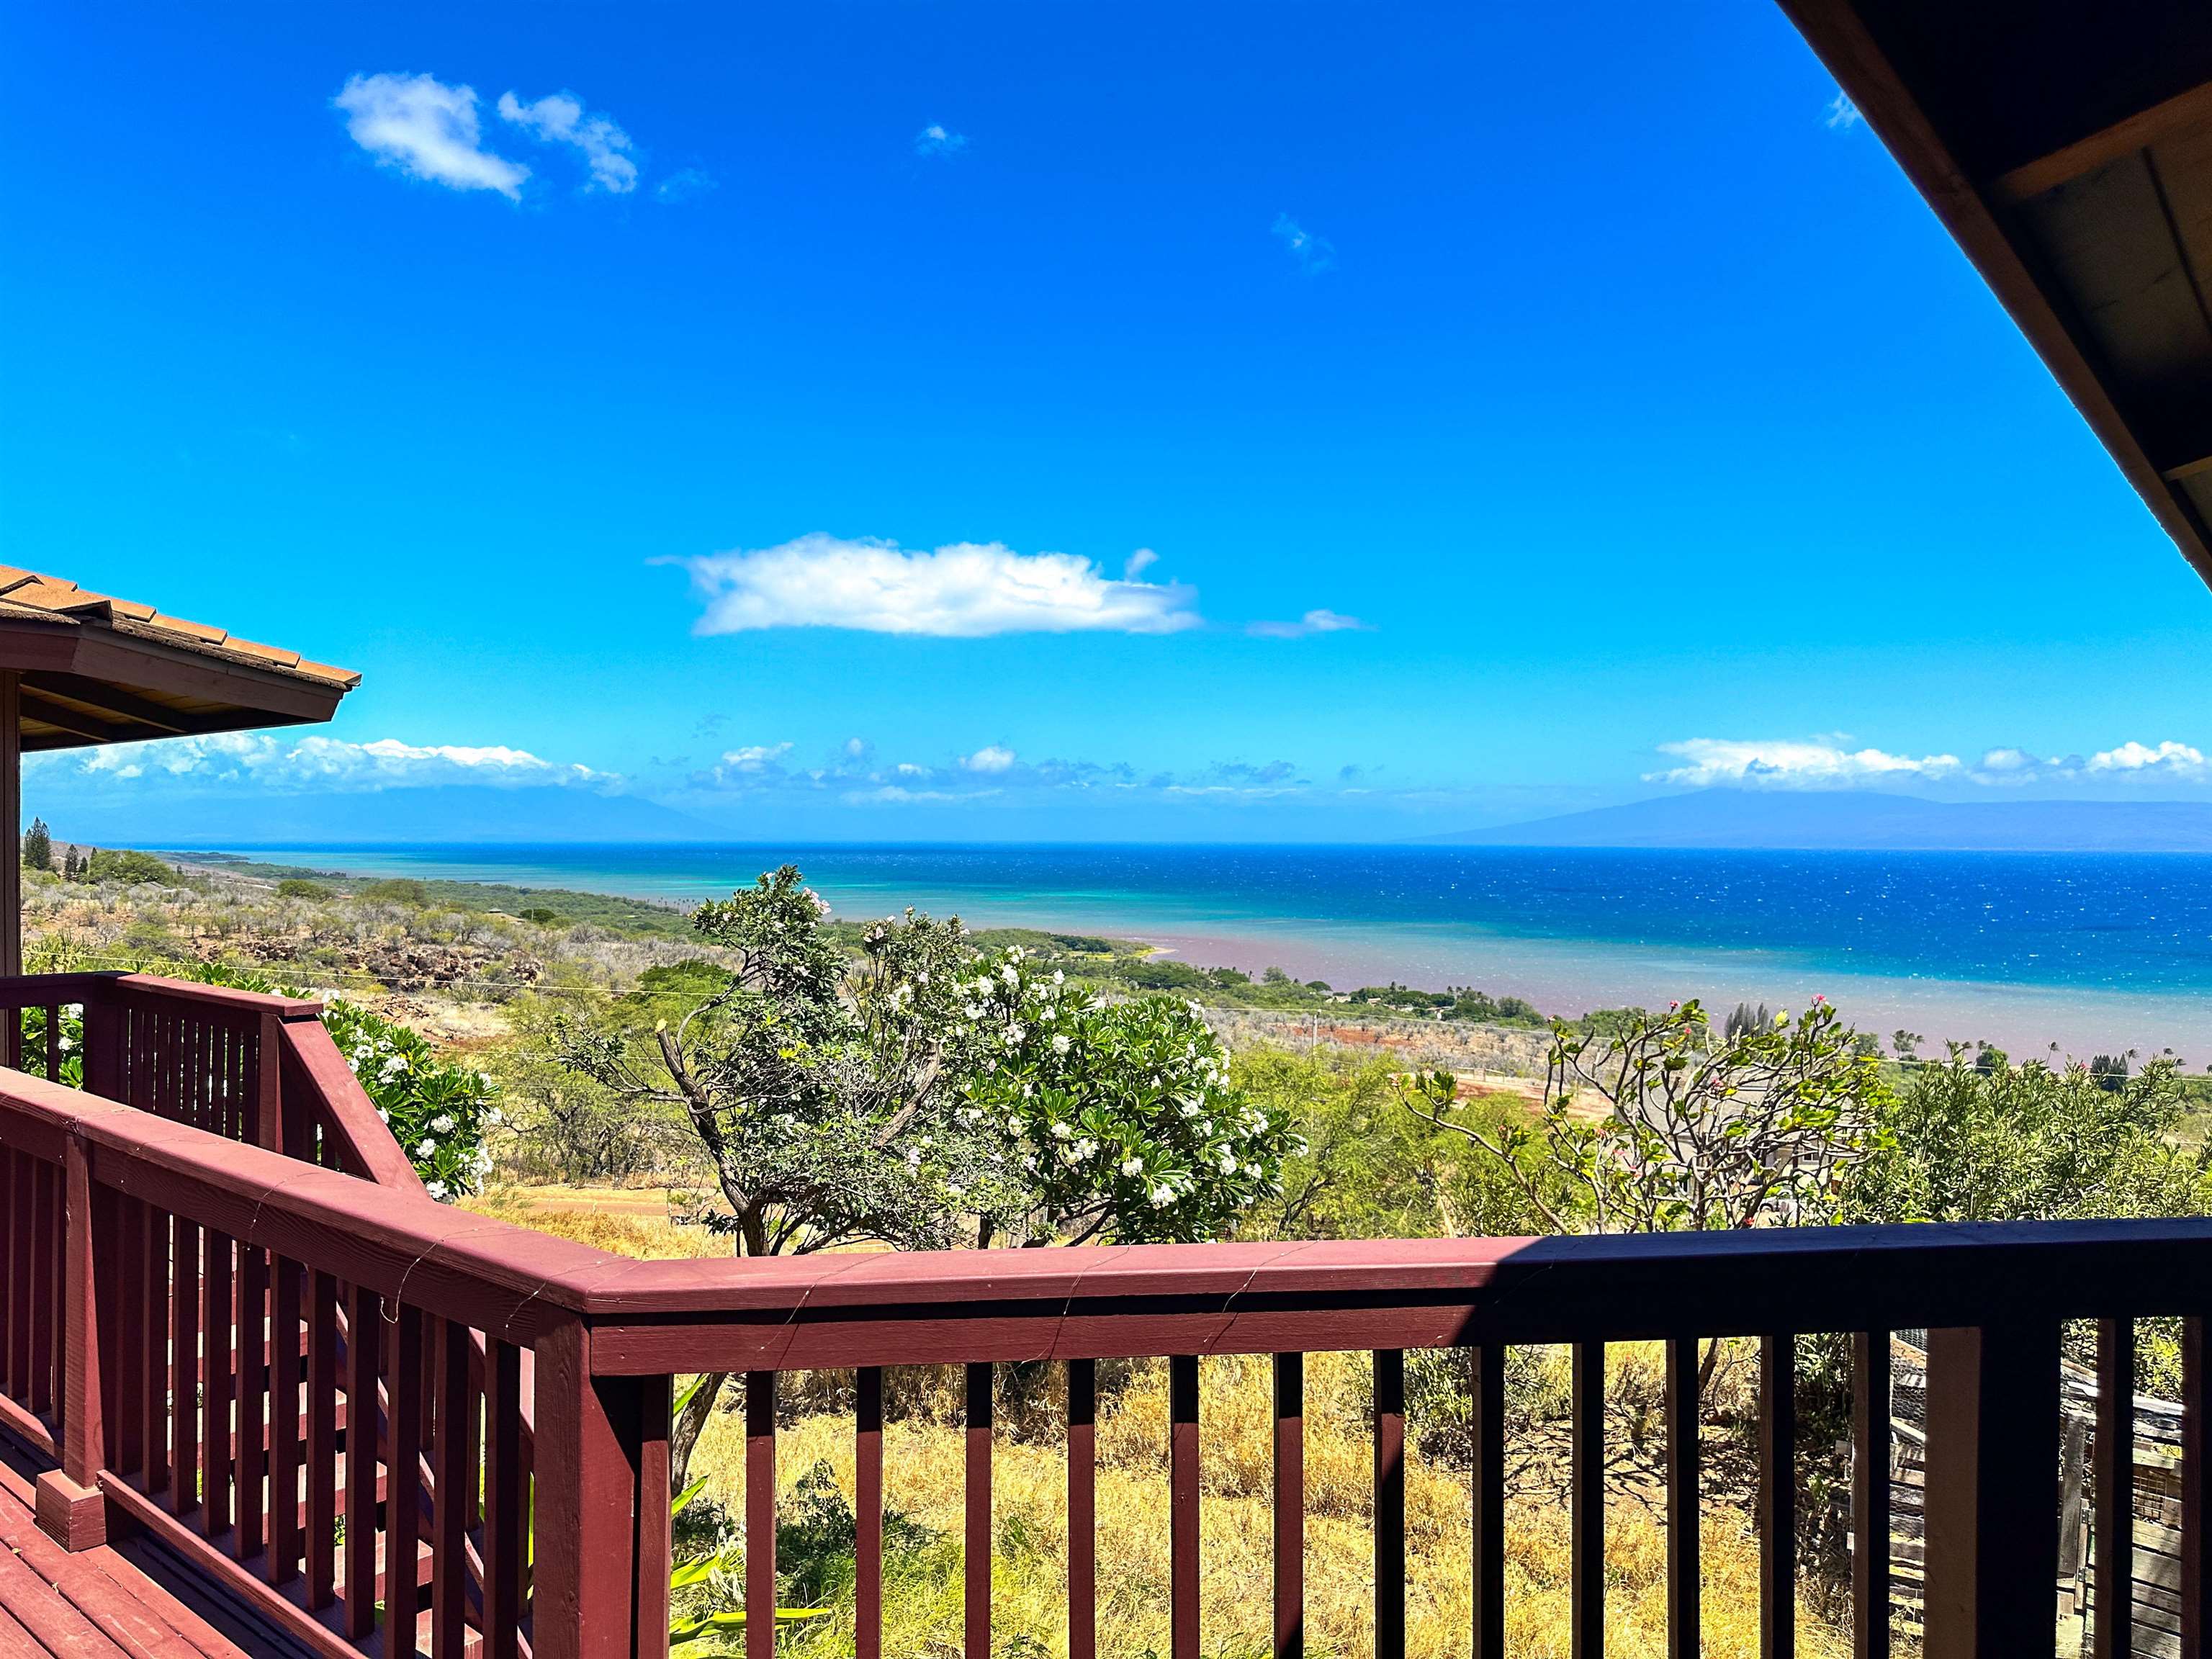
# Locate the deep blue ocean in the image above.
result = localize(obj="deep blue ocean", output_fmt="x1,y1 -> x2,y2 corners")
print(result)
211,842 -> 2212,1054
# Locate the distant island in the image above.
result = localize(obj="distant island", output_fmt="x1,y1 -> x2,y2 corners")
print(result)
1445,789 -> 2212,853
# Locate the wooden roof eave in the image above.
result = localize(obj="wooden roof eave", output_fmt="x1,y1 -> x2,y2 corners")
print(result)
1772,0 -> 2212,584
0,613 -> 351,751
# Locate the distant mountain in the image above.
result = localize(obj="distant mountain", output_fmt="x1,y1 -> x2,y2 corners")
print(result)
1441,790 -> 2212,852
55,786 -> 718,848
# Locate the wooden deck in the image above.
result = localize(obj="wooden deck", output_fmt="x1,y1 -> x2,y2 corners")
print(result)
0,1441 -> 305,1659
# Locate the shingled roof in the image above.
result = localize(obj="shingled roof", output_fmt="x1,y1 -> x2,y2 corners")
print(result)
1777,0 -> 2212,585
0,567 -> 359,750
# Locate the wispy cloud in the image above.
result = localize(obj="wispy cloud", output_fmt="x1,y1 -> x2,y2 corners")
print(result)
678,534 -> 1202,637
654,167 -> 716,204
681,739 -> 1334,809
1648,738 -> 1961,788
497,90 -> 639,192
1824,91 -> 1863,130
1246,608 -> 1371,639
914,122 -> 969,158
42,732 -> 614,793
1272,212 -> 1334,274
1652,735 -> 2212,790
334,73 -> 529,199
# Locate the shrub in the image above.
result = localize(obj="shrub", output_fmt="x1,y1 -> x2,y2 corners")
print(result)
84,848 -> 179,886
360,877 -> 431,907
276,878 -> 330,900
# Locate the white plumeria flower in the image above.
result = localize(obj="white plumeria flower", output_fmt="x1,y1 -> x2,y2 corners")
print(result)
1120,1157 -> 1143,1177
1072,1138 -> 1097,1159
425,1179 -> 449,1200
1052,1123 -> 1072,1140
1051,970 -> 1064,985
1000,964 -> 1020,986
416,1138 -> 438,1157
1051,1035 -> 1071,1056
1148,1184 -> 1175,1208
430,1114 -> 456,1134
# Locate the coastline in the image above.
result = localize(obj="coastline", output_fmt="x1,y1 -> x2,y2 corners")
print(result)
178,842 -> 2212,1063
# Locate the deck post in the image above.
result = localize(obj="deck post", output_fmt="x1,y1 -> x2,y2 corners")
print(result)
1921,1322 -> 2060,1659
35,1135 -> 107,1549
534,1316 -> 670,1659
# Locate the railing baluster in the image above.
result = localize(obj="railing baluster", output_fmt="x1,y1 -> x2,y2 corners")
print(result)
1571,1340 -> 1604,1659
140,1201 -> 168,1499
1761,1333 -> 1796,1659
238,1241 -> 268,1562
1472,1341 -> 1503,1659
387,1305 -> 425,1657
305,1270 -> 339,1608
202,1227 -> 234,1539
1666,1336 -> 1700,1659
2184,1316 -> 2206,1659
968,1361 -> 994,1659
267,1255 -> 301,1585
7,1159 -> 27,1416
1851,1331 -> 1890,1659
1068,1358 -> 1096,1659
1274,1353 -> 1303,1659
483,1339 -> 524,1659
1171,1354 -> 1200,1659
30,1161 -> 54,1416
2095,1318 -> 2134,1659
1374,1349 -> 1405,1659
746,1370 -> 778,1659
114,1197 -> 145,1480
171,1216 -> 199,1517
856,1367 -> 883,1659
1922,1322 -> 2061,1659
431,1320 -> 469,1659
343,1283 -> 380,1640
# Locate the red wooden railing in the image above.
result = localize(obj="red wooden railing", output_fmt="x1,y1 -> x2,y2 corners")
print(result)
0,974 -> 2204,1659
0,971 -> 421,1191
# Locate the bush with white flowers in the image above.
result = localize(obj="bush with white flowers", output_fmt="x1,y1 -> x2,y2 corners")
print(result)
956,947 -> 1300,1244
325,997 -> 498,1200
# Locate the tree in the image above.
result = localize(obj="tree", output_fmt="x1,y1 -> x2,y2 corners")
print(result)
1847,1044 -> 2211,1225
20,819 -> 50,875
1401,997 -> 1891,1236
554,866 -> 1295,1488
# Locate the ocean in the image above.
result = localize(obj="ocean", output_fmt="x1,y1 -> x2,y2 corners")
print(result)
210,842 -> 2212,1061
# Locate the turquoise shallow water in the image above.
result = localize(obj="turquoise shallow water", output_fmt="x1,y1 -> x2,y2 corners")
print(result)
210,842 -> 2212,1060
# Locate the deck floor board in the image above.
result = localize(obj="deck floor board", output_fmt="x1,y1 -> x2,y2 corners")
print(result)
0,1486 -> 259,1659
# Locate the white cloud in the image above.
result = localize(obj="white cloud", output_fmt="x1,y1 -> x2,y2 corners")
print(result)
48,732 -> 611,793
654,167 -> 716,204
1825,91 -> 1863,130
1653,734 -> 2212,791
1123,548 -> 1159,580
680,534 -> 1202,637
497,90 -> 638,192
1272,212 -> 1334,274
1246,608 -> 1372,639
334,73 -> 529,199
914,122 -> 968,158
2087,739 -> 2207,775
961,745 -> 1017,773
1648,738 -> 1962,788
721,742 -> 793,771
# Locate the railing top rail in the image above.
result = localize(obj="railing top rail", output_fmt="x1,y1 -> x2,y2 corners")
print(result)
0,969 -> 323,1019
0,1063 -> 2205,1372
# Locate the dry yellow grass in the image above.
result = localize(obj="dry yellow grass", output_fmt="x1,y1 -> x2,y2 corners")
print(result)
691,1350 -> 1851,1659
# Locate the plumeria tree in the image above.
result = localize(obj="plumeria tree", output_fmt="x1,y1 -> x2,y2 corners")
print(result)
553,866 -> 1293,1488
1400,997 -> 1891,1236
954,946 -> 1298,1244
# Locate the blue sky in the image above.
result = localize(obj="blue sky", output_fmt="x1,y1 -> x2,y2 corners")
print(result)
5,1 -> 2211,843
